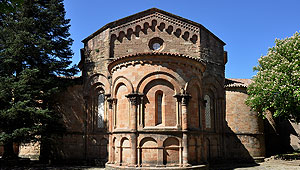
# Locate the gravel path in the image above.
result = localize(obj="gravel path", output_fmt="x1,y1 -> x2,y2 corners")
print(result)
1,159 -> 299,170
211,159 -> 300,170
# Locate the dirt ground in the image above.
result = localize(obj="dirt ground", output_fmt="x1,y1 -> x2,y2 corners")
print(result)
0,159 -> 299,170
210,159 -> 300,170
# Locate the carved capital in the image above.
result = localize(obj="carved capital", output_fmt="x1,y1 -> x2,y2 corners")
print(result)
182,94 -> 191,106
173,94 -> 183,103
173,93 -> 191,106
107,98 -> 116,109
126,93 -> 143,106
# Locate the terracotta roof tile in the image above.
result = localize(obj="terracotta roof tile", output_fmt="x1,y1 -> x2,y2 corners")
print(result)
225,78 -> 253,88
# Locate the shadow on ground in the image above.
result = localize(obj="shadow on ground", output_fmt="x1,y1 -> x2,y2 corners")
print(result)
209,162 -> 259,170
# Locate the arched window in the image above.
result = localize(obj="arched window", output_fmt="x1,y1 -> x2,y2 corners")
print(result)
198,97 -> 202,128
204,95 -> 211,128
155,91 -> 163,125
98,93 -> 105,128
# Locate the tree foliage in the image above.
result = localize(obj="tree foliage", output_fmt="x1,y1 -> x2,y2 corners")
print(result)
0,0 -> 78,159
246,32 -> 300,122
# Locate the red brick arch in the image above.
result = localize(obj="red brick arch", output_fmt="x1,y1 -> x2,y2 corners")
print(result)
202,74 -> 223,99
139,137 -> 158,165
136,71 -> 183,94
86,73 -> 111,95
112,76 -> 134,98
185,76 -> 203,95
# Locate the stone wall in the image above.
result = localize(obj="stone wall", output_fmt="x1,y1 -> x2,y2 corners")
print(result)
225,87 -> 265,161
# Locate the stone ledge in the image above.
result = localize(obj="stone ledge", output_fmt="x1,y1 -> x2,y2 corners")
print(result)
105,164 -> 208,170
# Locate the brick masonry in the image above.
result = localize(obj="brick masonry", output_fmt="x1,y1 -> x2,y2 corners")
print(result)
3,8 -> 300,169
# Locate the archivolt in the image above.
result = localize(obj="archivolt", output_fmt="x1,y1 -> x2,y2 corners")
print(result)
85,73 -> 111,95
112,76 -> 134,97
136,71 -> 183,94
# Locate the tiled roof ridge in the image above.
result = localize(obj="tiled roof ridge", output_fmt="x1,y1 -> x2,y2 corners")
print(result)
225,78 -> 253,88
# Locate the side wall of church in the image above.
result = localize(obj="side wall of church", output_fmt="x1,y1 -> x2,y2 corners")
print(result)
225,87 -> 265,160
40,82 -> 108,164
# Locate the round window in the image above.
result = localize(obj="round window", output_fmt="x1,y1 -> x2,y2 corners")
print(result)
152,43 -> 161,50
149,37 -> 164,51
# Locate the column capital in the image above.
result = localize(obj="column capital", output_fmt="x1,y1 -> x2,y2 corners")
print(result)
182,94 -> 191,106
174,93 -> 191,106
126,93 -> 143,106
107,98 -> 117,109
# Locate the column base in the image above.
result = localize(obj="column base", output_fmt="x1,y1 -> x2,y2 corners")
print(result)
105,163 -> 208,170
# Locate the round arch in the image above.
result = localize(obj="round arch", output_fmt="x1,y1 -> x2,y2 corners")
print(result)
136,71 -> 183,94
112,76 -> 134,98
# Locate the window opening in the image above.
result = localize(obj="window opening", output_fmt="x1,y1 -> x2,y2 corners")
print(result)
204,95 -> 211,128
98,93 -> 105,128
156,92 -> 163,125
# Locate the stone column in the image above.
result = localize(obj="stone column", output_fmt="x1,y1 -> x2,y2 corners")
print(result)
107,97 -> 116,164
126,93 -> 142,167
126,93 -> 139,132
181,94 -> 191,166
174,94 -> 182,128
108,134 -> 113,164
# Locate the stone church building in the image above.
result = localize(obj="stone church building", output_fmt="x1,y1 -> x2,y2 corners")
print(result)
51,8 -> 266,169
6,7 -> 300,169
44,8 -> 267,169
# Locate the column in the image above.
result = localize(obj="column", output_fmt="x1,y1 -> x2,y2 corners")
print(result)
182,94 -> 191,166
108,134 -> 113,164
126,93 -> 139,132
126,93 -> 142,167
107,97 -> 115,164
174,94 -> 182,128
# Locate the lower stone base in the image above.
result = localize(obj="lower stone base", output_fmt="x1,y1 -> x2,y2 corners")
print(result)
106,164 -> 208,170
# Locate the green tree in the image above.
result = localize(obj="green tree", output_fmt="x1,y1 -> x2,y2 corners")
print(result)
246,31 -> 300,122
0,0 -> 78,159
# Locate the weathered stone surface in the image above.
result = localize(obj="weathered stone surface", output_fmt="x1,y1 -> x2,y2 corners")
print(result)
7,8 -> 300,170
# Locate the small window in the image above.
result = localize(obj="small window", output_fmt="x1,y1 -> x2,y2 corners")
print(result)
204,95 -> 211,128
198,98 -> 201,128
152,42 -> 161,50
98,93 -> 105,128
149,37 -> 164,51
156,91 -> 163,125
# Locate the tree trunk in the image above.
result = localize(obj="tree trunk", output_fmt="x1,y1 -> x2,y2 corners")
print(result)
2,141 -> 18,160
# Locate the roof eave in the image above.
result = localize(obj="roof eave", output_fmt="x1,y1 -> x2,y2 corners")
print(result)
81,8 -> 226,45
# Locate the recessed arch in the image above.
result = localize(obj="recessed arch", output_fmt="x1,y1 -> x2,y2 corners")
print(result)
151,19 -> 157,32
174,28 -> 182,38
190,34 -> 198,44
140,137 -> 158,166
126,28 -> 134,40
120,137 -> 130,164
85,73 -> 111,95
186,78 -> 202,129
136,71 -> 183,94
118,31 -> 126,42
202,74 -> 223,98
166,25 -> 173,35
163,137 -> 180,165
158,22 -> 166,31
142,22 -> 150,34
142,78 -> 176,127
112,76 -> 134,97
114,82 -> 130,129
182,31 -> 189,41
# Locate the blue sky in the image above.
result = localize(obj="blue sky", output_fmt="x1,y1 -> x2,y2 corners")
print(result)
64,0 -> 300,79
